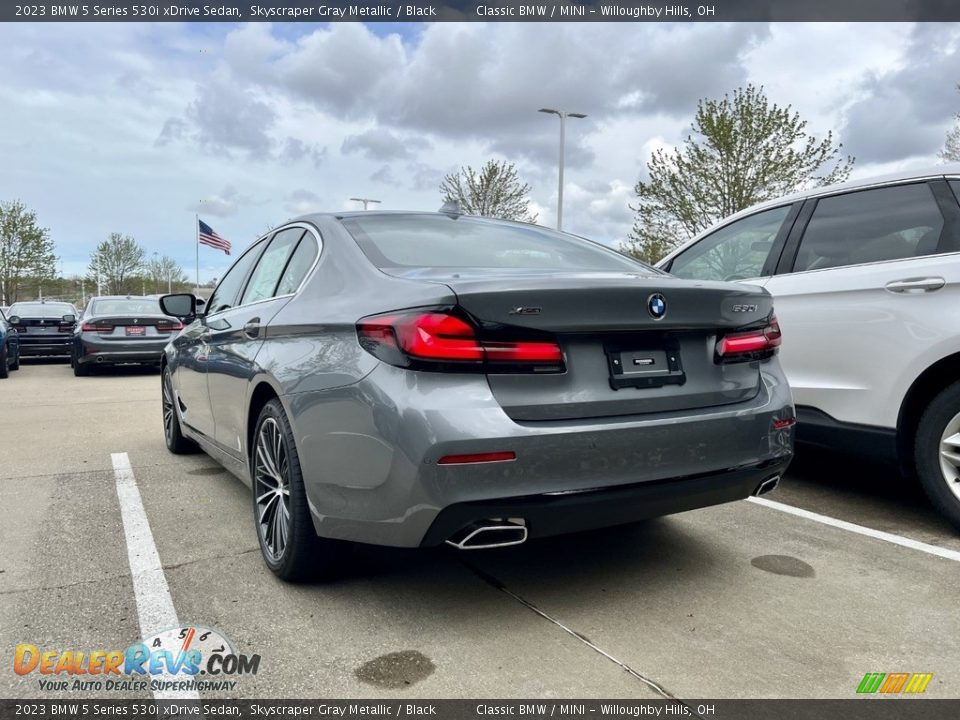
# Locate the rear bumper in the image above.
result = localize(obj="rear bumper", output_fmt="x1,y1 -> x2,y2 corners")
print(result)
419,458 -> 790,546
19,337 -> 71,356
76,337 -> 167,365
286,360 -> 795,548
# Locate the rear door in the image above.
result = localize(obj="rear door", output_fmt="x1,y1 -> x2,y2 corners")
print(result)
764,179 -> 960,429
206,226 -> 315,455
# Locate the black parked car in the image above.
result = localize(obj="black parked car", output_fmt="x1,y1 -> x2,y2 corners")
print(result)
0,307 -> 21,378
72,296 -> 183,376
6,301 -> 78,359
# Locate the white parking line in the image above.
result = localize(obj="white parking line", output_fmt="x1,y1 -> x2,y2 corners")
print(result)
112,452 -> 199,701
748,496 -> 960,563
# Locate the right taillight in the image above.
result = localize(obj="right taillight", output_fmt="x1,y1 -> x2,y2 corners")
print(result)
716,313 -> 782,364
357,309 -> 564,373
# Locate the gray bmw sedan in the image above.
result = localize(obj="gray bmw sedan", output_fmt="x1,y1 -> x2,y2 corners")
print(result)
159,210 -> 794,581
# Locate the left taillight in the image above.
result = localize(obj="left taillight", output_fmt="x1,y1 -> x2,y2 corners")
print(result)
357,309 -> 563,372
716,313 -> 782,364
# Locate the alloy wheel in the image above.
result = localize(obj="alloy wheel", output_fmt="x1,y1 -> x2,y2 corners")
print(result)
254,417 -> 291,561
938,410 -> 960,503
162,374 -> 175,444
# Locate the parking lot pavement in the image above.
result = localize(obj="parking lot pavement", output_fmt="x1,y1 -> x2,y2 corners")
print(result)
2,360 -> 958,700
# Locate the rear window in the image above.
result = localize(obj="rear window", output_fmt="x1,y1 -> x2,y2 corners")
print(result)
341,214 -> 649,272
8,302 -> 75,318
90,299 -> 162,316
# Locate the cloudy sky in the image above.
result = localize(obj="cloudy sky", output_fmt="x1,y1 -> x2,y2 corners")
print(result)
1,21 -> 958,284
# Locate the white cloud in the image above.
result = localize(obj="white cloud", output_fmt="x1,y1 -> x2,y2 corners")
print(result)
0,20 -> 957,285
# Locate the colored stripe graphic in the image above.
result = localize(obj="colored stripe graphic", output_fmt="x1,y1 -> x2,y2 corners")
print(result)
904,673 -> 933,694
857,672 -> 933,694
857,673 -> 886,693
879,673 -> 910,693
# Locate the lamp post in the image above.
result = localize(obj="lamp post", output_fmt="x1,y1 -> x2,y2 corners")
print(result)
538,108 -> 586,231
349,197 -> 382,211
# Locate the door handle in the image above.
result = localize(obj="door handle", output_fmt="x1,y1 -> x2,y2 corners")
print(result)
885,277 -> 945,293
243,318 -> 261,339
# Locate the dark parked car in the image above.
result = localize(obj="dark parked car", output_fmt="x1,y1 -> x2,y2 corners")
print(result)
0,307 -> 21,378
72,296 -> 183,376
159,211 -> 795,581
6,301 -> 78,359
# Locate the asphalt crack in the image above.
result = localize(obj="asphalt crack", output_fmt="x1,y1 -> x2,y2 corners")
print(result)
462,560 -> 702,714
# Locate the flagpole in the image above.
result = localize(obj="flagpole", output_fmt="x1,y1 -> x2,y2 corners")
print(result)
195,213 -> 200,295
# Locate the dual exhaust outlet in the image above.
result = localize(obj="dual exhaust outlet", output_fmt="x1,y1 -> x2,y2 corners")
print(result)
444,475 -> 781,550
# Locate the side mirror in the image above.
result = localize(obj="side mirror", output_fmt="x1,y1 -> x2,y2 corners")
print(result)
62,314 -> 76,323
160,293 -> 197,320
8,316 -> 20,325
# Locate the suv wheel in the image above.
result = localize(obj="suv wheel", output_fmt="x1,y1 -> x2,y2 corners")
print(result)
0,347 -> 8,379
915,380 -> 960,532
251,399 -> 347,582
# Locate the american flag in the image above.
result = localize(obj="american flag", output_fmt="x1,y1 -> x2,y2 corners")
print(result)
198,219 -> 231,255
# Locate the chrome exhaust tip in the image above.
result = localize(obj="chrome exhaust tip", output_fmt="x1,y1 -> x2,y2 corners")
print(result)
754,475 -> 781,496
445,518 -> 527,550
96,356 -> 104,363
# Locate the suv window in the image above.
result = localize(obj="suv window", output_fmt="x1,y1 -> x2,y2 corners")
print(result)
951,180 -> 960,205
240,228 -> 305,305
276,233 -> 319,296
669,205 -> 790,281
206,239 -> 266,315
793,183 -> 944,272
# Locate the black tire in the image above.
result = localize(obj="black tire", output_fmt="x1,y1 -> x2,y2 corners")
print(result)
0,347 -> 8,379
162,367 -> 196,454
251,399 -> 347,582
914,380 -> 960,532
9,347 -> 19,371
73,350 -> 90,376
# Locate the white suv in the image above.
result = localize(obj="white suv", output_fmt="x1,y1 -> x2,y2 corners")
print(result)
657,166 -> 960,530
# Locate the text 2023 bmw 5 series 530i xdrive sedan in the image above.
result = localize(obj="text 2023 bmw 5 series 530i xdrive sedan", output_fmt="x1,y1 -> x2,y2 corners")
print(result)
158,210 -> 795,581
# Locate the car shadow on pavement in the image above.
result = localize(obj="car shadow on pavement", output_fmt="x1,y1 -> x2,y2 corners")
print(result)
338,517 -> 717,589
776,444 -> 959,543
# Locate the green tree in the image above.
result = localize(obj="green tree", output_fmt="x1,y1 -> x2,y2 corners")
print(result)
440,160 -> 538,222
0,200 -> 57,304
941,85 -> 960,163
623,84 -> 854,263
146,254 -> 188,294
88,233 -> 146,295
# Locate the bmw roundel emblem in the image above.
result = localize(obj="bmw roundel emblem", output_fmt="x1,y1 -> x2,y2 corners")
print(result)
647,293 -> 667,320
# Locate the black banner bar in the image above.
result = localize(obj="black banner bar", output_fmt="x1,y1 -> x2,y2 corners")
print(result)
3,0 -> 960,23
2,699 -> 960,720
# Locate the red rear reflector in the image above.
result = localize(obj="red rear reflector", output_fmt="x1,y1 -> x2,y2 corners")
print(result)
437,451 -> 516,465
772,417 -> 796,430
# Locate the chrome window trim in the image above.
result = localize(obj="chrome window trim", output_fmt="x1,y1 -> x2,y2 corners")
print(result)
204,222 -> 323,320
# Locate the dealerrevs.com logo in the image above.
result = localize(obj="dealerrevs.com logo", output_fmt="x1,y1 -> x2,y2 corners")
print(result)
14,625 -> 260,693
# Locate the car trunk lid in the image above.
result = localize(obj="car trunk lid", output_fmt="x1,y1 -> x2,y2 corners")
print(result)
408,270 -> 775,421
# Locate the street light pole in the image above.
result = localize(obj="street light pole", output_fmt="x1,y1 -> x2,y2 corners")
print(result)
349,197 -> 382,211
538,108 -> 587,231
